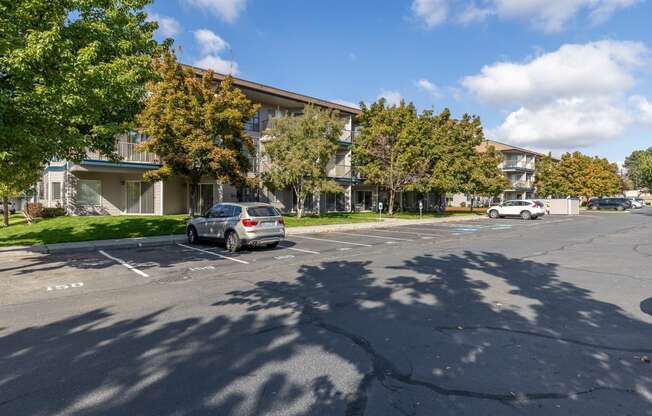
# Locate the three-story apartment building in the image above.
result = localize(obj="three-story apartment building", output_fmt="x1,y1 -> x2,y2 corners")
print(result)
449,139 -> 544,207
38,66 -> 362,216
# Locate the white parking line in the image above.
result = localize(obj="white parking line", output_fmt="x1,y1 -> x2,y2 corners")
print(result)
283,246 -> 321,254
177,243 -> 250,264
332,232 -> 412,241
372,228 -> 441,236
292,235 -> 373,247
98,250 -> 150,278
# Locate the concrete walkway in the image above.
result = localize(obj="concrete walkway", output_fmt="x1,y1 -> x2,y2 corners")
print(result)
2,214 -> 486,254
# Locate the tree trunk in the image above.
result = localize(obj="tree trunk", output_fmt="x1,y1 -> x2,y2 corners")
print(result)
2,196 -> 8,227
189,182 -> 198,217
296,193 -> 304,219
388,190 -> 395,216
470,195 -> 475,212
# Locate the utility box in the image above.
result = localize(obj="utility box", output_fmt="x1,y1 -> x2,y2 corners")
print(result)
545,198 -> 580,215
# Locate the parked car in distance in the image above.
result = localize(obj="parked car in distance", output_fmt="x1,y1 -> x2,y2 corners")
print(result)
0,201 -> 16,214
587,198 -> 631,211
629,198 -> 645,209
186,202 -> 285,252
487,200 -> 545,220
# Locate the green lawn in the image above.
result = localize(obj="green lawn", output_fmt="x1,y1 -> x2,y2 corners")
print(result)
0,210 -> 480,247
282,210 -> 479,227
0,213 -> 189,247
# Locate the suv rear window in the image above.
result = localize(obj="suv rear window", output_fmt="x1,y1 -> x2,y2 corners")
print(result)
247,206 -> 279,217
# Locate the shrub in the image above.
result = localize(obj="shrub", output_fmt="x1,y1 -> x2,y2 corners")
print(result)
25,202 -> 43,218
460,201 -> 466,208
42,207 -> 66,218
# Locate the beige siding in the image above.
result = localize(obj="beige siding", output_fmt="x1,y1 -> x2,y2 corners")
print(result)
163,177 -> 188,215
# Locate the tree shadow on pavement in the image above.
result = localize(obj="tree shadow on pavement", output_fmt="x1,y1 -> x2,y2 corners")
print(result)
1,251 -> 652,415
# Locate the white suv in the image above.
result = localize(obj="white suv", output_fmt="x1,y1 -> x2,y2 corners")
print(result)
487,200 -> 545,220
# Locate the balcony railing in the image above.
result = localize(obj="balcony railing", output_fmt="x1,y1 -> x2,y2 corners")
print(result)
327,164 -> 352,178
510,181 -> 534,190
503,161 -> 535,170
85,142 -> 160,164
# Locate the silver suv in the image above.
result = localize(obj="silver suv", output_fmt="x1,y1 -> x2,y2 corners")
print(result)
186,202 -> 285,252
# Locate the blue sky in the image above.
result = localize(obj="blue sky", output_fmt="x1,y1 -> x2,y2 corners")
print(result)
146,0 -> 652,164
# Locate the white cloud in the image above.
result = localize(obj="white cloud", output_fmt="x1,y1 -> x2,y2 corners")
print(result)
184,0 -> 246,23
194,29 -> 229,54
462,40 -> 647,106
377,90 -> 403,107
331,99 -> 360,109
411,0 -> 639,32
457,3 -> 495,24
415,79 -> 443,98
490,97 -> 631,148
193,55 -> 239,75
192,29 -> 238,75
491,0 -> 640,32
412,0 -> 449,28
147,13 -> 181,38
630,95 -> 652,125
463,40 -> 651,150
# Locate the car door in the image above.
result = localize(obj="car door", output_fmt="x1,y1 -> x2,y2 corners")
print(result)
502,201 -> 519,216
206,204 -> 232,239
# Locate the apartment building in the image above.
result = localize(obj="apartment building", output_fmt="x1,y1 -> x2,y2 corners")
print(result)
449,139 -> 545,207
38,65 -> 361,216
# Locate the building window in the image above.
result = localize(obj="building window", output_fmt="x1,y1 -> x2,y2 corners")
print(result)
127,131 -> 149,143
77,180 -> 101,205
51,182 -> 62,201
245,111 -> 260,132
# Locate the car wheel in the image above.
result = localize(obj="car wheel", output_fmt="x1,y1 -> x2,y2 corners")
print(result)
520,210 -> 532,220
616,205 -> 625,211
489,210 -> 499,219
225,231 -> 241,253
590,205 -> 598,210
187,226 -> 198,244
267,242 -> 280,249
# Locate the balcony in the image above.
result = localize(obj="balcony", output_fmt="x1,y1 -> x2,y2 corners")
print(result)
510,181 -> 534,190
85,142 -> 161,165
503,161 -> 535,171
327,164 -> 352,178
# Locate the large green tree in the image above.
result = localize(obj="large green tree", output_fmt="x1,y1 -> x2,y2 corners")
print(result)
638,153 -> 652,191
414,109 -> 502,204
0,154 -> 41,226
535,155 -> 566,197
1,0 -> 160,224
1,0 -> 161,164
535,152 -> 620,199
624,147 -> 652,189
353,99 -> 421,215
464,147 -> 510,208
263,105 -> 344,218
138,51 -> 258,215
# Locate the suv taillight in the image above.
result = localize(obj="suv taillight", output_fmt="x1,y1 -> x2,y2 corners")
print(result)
278,217 -> 284,225
242,219 -> 259,227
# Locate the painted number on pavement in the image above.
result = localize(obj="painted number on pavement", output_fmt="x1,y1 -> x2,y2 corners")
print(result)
47,282 -> 84,292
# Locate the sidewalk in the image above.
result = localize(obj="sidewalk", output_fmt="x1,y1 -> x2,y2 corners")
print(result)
3,214 -> 486,254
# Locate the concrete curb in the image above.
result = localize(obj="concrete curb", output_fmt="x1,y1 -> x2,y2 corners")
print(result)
7,214 -> 486,254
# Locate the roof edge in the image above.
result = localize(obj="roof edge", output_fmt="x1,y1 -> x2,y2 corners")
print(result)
182,64 -> 361,116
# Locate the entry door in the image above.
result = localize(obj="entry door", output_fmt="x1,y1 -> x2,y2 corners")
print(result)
126,182 -> 155,214
126,182 -> 140,214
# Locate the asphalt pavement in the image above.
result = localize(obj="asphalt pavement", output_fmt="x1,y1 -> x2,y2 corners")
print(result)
1,210 -> 651,415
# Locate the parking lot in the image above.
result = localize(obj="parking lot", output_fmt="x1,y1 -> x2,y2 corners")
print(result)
0,216 -> 581,305
1,210 -> 652,415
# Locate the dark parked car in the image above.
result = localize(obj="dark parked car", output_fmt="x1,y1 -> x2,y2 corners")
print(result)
0,201 -> 16,214
587,198 -> 631,211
